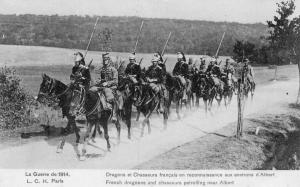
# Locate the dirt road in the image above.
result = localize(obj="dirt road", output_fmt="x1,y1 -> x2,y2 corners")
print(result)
0,78 -> 297,169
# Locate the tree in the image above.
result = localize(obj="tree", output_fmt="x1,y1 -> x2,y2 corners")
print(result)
267,0 -> 296,63
267,0 -> 300,103
233,40 -> 257,62
267,0 -> 298,81
291,16 -> 300,103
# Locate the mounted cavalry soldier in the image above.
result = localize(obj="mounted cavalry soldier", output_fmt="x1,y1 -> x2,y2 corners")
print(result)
172,52 -> 189,100
90,53 -> 118,122
188,57 -> 196,80
206,58 -> 224,94
223,58 -> 236,87
155,52 -> 166,73
243,59 -> 255,88
199,58 -> 206,76
145,54 -> 167,112
70,52 -> 91,90
124,53 -> 142,84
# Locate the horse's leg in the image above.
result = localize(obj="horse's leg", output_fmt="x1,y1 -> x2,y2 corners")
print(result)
163,107 -> 168,130
126,104 -> 132,139
176,100 -> 181,120
204,99 -> 208,115
114,119 -> 121,144
141,117 -> 146,137
147,118 -> 151,134
136,107 -> 141,121
102,118 -> 111,152
56,135 -> 66,153
97,124 -> 103,137
125,108 -> 132,140
80,121 -> 94,161
57,115 -> 76,153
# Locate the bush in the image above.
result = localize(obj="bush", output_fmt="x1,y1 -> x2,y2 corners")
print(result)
0,66 -> 36,130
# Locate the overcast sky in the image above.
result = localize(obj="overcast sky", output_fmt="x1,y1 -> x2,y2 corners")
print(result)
0,0 -> 299,23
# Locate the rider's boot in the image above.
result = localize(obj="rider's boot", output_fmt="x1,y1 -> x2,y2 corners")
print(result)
100,94 -> 112,110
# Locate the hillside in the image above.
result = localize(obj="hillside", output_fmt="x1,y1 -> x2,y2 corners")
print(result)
0,14 -> 268,55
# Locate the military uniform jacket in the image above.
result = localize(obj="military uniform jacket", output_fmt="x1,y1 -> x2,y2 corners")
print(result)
97,65 -> 118,88
146,65 -> 164,84
223,65 -> 235,76
199,64 -> 206,73
70,65 -> 91,87
125,62 -> 142,79
172,61 -> 189,78
158,63 -> 166,73
211,65 -> 222,77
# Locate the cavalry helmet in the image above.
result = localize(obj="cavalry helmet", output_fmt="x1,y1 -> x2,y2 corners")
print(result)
74,52 -> 84,62
129,53 -> 136,60
102,52 -> 110,60
177,51 -> 186,62
154,52 -> 163,62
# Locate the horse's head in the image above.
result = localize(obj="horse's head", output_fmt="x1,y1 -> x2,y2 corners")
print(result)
37,73 -> 54,102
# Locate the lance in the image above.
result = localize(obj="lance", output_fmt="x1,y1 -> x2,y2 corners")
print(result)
139,57 -> 144,65
133,20 -> 144,54
161,32 -> 172,56
84,17 -> 99,59
215,32 -> 226,58
163,57 -> 168,64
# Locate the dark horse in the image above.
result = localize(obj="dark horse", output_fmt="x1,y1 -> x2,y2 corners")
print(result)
69,87 -> 121,161
165,72 -> 184,119
37,74 -> 80,153
222,74 -> 235,107
133,81 -> 170,137
202,75 -> 219,114
117,75 -> 140,139
191,73 -> 206,108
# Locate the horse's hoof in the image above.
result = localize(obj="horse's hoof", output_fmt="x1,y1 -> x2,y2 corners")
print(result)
56,148 -> 63,154
79,155 -> 86,161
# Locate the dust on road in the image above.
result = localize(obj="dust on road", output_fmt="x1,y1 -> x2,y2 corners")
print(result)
0,78 -> 297,169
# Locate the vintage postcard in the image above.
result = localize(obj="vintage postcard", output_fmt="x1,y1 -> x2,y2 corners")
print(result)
0,0 -> 299,186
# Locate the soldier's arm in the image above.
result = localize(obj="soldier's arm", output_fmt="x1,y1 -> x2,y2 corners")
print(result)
172,63 -> 178,75
124,64 -> 130,75
106,68 -> 118,87
70,66 -> 76,80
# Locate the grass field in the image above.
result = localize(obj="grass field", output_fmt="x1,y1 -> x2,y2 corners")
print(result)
0,44 -> 298,95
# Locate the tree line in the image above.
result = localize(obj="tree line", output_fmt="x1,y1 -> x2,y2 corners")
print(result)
0,14 -> 267,58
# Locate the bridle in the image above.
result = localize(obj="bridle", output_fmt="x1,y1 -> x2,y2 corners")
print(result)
38,77 -> 70,100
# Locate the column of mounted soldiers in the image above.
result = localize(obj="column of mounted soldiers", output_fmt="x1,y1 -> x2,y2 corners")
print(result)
69,48 -> 255,122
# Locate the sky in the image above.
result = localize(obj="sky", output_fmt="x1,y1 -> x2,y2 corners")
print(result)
0,0 -> 299,24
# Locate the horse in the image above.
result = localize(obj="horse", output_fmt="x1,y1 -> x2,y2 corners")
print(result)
69,87 -> 121,160
243,79 -> 255,100
36,74 -> 80,153
222,74 -> 235,107
165,73 -> 184,119
117,75 -> 140,139
133,82 -> 170,137
191,72 -> 206,108
202,75 -> 218,114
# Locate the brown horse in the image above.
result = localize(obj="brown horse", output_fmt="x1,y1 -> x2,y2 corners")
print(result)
133,82 -> 170,137
69,87 -> 121,161
37,74 -> 80,153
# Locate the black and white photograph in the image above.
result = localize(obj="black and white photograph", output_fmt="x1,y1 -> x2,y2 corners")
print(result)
0,0 -> 300,186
